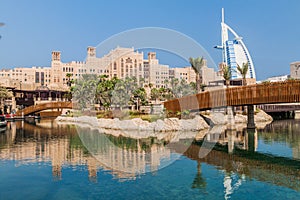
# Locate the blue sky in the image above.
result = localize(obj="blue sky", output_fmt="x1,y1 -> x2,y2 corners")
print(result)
0,0 -> 299,80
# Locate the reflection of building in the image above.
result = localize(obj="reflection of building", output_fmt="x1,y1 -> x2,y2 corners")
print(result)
0,121 -> 172,181
215,8 -> 256,82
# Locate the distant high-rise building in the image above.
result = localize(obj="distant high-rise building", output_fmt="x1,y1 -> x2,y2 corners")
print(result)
215,8 -> 256,80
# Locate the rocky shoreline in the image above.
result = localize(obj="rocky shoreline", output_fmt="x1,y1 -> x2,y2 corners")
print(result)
56,110 -> 272,133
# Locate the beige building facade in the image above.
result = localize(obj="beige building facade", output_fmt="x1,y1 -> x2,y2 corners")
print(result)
0,66 -> 51,90
0,46 -> 222,91
290,61 -> 300,79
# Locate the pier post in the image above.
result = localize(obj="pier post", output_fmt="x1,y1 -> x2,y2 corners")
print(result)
295,111 -> 300,119
227,106 -> 236,130
247,105 -> 255,129
12,96 -> 16,111
246,128 -> 256,152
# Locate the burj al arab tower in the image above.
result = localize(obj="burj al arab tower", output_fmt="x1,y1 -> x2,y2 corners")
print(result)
215,8 -> 256,80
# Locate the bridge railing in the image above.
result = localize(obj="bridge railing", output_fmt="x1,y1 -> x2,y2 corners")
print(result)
164,80 -> 300,112
16,101 -> 73,116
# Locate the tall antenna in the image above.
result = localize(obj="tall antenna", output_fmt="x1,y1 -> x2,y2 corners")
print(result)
222,8 -> 224,23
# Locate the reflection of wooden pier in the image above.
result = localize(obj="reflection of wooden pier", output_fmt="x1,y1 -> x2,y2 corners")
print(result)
182,141 -> 300,191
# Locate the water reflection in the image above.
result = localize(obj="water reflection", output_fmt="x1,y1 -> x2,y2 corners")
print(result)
0,119 -> 300,194
186,121 -> 300,194
0,120 -> 193,181
258,119 -> 300,159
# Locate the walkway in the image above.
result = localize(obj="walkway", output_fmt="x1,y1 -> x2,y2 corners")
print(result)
164,80 -> 300,112
16,101 -> 73,116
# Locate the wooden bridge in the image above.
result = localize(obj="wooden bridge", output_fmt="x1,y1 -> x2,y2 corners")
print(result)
257,103 -> 300,113
16,101 -> 73,116
164,80 -> 300,128
164,80 -> 300,112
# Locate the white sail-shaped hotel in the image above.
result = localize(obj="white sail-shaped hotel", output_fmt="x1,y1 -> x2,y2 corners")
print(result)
215,8 -> 256,80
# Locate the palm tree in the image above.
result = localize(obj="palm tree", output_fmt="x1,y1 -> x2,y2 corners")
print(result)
189,57 -> 205,93
222,65 -> 231,88
148,83 -> 153,89
237,62 -> 249,86
96,76 -> 118,110
66,73 -> 73,87
150,88 -> 160,104
72,74 -> 98,110
0,85 -> 12,114
163,79 -> 169,88
138,77 -> 145,88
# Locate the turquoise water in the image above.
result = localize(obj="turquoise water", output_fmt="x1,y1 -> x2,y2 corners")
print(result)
0,119 -> 300,199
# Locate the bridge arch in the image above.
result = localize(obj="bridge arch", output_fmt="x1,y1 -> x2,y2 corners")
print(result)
16,101 -> 73,116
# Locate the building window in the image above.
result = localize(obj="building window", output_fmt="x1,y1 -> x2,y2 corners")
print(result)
41,72 -> 44,85
126,57 -> 132,63
35,72 -> 40,83
114,62 -> 117,70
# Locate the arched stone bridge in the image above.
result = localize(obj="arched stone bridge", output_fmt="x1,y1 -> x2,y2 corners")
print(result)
16,101 -> 73,116
163,80 -> 300,112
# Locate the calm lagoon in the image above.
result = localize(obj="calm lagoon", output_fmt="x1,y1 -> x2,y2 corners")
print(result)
0,119 -> 300,200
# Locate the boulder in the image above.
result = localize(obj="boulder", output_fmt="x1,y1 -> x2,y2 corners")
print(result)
180,115 -> 209,130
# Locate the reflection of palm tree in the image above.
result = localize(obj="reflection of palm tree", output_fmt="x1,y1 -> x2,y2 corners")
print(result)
191,161 -> 207,190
